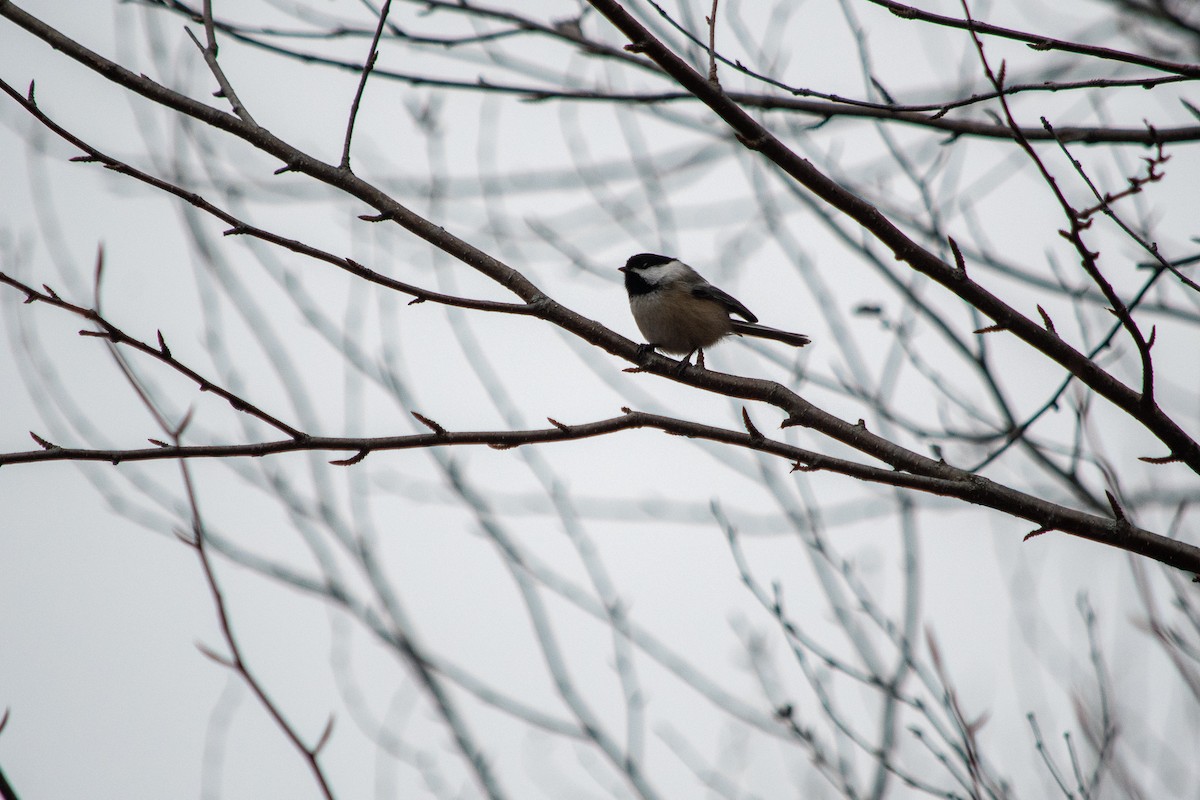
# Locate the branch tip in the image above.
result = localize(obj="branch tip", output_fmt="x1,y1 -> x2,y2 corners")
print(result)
93,243 -> 105,296
974,323 -> 1007,334
411,411 -> 447,436
948,236 -> 966,272
1024,526 -> 1052,541
330,449 -> 370,466
1036,305 -> 1057,335
1138,453 -> 1181,464
741,407 -> 763,439
313,715 -> 335,755
1105,490 -> 1127,523
29,431 -> 57,450
173,406 -> 196,438
196,642 -> 236,668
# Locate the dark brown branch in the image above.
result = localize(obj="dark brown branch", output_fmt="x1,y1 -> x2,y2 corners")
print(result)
584,0 -> 1200,475
1,410 -> 1197,572
643,0 -> 1198,140
550,88 -> 1199,145
147,0 -> 1200,145
705,0 -> 720,84
1039,121 -> 1158,405
339,0 -> 392,171
5,1 -> 1199,572
865,0 -> 1200,78
955,1 -> 1158,417
0,77 -> 536,317
185,0 -> 258,125
160,0 -> 653,75
0,271 -> 307,440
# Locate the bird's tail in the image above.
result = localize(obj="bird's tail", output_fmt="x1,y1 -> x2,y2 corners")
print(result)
731,320 -> 811,348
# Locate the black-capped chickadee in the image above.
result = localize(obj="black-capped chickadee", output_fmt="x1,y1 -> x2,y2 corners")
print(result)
619,253 -> 810,367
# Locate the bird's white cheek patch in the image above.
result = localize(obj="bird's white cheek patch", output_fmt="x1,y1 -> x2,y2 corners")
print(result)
636,264 -> 680,285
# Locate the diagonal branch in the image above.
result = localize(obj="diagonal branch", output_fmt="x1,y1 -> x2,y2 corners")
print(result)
0,270 -> 307,440
181,453 -> 337,800
186,0 -> 258,125
583,0 -> 1200,475
4,1 -> 1199,573
954,0 -> 1158,413
864,0 -> 1200,78
0,77 -> 538,317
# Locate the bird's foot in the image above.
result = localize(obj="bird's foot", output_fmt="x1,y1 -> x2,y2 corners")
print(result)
623,342 -> 658,373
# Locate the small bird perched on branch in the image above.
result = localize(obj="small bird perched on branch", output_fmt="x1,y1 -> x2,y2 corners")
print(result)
619,253 -> 810,368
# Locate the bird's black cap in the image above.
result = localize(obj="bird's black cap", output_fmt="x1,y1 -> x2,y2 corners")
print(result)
621,253 -> 675,272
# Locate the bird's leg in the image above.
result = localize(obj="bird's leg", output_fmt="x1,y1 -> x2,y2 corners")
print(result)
675,349 -> 697,374
621,342 -> 660,373
696,348 -> 707,369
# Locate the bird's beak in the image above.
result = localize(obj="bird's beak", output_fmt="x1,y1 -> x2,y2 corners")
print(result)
617,266 -> 629,273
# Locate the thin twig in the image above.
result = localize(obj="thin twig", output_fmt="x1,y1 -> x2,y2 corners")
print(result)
956,0 -> 1158,413
187,0 -> 258,125
340,0 -> 392,170
1038,120 -> 1158,406
585,0 -> 1200,475
706,0 -> 720,84
0,271 -> 307,439
150,0 -> 1200,145
178,444 -> 338,800
864,0 -> 1200,77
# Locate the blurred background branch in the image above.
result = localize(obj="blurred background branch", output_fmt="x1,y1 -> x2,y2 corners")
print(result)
2,0 -> 1199,797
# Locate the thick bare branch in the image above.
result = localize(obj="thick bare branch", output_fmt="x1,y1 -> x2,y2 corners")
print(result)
585,0 -> 1200,474
2,409 -> 1196,571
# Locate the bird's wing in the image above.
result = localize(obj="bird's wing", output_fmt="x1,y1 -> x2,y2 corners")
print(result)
691,282 -> 758,323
